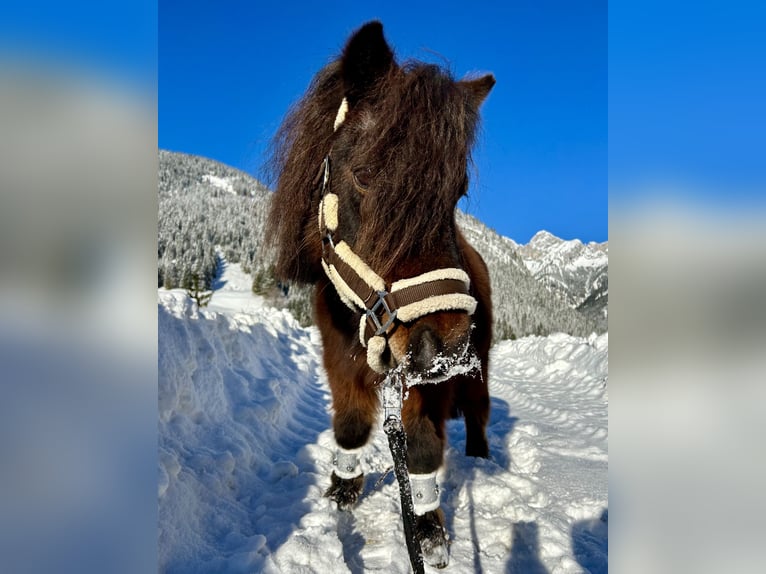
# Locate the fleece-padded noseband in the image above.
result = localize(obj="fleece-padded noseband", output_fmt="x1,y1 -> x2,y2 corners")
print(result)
317,145 -> 477,373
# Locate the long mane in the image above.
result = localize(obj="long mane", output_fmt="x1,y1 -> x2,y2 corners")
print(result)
265,62 -> 344,283
352,62 -> 482,278
266,59 -> 484,282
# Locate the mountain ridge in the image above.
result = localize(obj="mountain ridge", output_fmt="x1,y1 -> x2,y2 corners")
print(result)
515,229 -> 608,331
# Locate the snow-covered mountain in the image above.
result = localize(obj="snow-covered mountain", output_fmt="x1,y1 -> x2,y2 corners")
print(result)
457,212 -> 604,339
159,149 -> 271,199
158,150 -> 272,289
158,151 -> 606,339
158,262 -> 608,573
516,231 -> 608,332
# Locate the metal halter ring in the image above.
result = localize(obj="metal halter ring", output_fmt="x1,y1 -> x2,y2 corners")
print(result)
366,290 -> 397,336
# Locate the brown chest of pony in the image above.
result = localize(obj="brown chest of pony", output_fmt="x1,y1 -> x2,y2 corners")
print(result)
266,21 -> 494,569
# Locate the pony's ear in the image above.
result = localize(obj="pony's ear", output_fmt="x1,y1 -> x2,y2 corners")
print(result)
341,21 -> 395,106
459,74 -> 496,107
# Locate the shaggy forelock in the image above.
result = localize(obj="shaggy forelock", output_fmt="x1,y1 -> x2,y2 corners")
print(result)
348,63 -> 481,277
265,59 -> 484,283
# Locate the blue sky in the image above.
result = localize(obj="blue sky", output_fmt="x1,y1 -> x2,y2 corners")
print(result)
609,1 -> 766,201
160,0 -> 607,244
1,1 -> 156,85
4,2 -> 762,244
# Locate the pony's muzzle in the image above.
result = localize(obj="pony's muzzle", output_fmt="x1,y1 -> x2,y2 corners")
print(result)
393,312 -> 474,379
409,325 -> 442,374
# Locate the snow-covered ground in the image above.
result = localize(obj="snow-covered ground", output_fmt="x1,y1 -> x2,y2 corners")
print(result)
159,261 -> 608,573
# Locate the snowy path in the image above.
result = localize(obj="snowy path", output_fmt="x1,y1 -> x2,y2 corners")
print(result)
159,263 -> 607,573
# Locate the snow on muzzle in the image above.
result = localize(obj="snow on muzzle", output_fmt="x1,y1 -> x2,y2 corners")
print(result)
388,313 -> 480,383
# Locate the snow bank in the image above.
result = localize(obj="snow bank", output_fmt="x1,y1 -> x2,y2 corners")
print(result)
159,272 -> 607,573
159,290 -> 331,572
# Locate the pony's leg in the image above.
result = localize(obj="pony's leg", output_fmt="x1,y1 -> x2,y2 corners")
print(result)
402,384 -> 451,569
457,372 -> 490,458
323,372 -> 378,510
315,285 -> 379,510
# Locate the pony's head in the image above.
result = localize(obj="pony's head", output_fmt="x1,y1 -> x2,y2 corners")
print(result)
267,21 -> 493,376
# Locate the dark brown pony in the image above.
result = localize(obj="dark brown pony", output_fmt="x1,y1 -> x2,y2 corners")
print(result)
266,21 -> 493,568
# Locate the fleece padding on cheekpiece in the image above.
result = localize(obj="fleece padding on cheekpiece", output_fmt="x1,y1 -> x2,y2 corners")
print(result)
333,97 -> 349,131
318,193 -> 339,233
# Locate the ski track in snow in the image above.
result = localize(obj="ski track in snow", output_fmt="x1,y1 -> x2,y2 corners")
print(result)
159,262 -> 608,573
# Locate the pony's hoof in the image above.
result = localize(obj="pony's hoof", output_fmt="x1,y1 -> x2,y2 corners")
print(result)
324,472 -> 364,511
416,509 -> 449,569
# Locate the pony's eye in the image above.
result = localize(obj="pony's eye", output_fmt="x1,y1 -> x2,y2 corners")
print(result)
353,168 -> 373,192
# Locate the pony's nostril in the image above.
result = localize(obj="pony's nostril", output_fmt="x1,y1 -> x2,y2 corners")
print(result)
410,328 -> 440,373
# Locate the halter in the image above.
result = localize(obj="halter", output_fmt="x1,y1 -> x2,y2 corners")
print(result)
317,153 -> 477,373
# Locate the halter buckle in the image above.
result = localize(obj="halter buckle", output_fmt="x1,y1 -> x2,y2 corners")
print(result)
321,156 -> 330,193
367,290 -> 397,336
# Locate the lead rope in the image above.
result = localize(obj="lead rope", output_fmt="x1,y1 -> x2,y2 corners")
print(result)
381,371 -> 425,574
